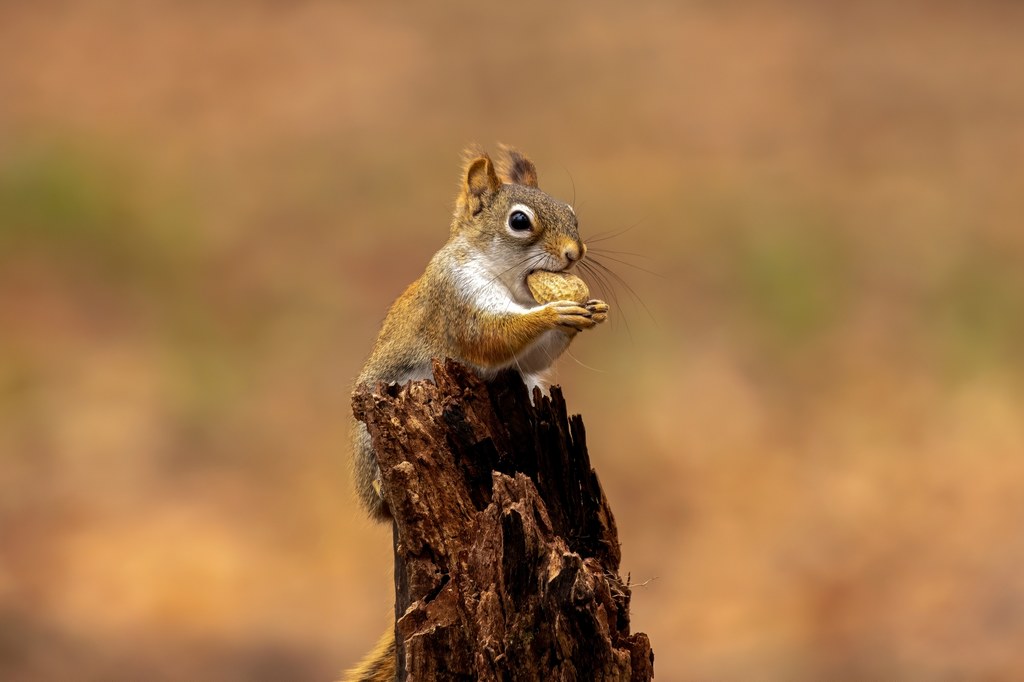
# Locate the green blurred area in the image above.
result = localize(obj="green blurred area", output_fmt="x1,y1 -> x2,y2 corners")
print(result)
2,1 -> 1024,680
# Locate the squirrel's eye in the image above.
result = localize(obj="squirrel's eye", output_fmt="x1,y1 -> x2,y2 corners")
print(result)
508,210 -> 533,232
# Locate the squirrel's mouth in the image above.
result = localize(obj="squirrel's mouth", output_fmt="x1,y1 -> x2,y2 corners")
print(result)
526,264 -> 573,277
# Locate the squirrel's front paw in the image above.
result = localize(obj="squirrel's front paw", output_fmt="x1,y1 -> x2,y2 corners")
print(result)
547,300 -> 598,330
586,299 -> 609,324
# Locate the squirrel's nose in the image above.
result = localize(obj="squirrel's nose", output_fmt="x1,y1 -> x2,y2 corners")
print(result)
564,242 -> 583,264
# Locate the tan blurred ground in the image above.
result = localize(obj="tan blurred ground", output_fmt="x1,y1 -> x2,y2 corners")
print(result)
2,1 -> 1024,680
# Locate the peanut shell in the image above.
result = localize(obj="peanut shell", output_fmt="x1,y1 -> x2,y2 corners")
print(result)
526,271 -> 589,304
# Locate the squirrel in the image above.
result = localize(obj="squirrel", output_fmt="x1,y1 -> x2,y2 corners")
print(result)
350,145 -> 609,521
343,146 -> 608,681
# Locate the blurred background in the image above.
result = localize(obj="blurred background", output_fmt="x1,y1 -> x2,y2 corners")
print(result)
2,1 -> 1023,679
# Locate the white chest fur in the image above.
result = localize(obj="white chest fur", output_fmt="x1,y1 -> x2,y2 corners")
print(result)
450,249 -> 574,379
453,252 -> 531,316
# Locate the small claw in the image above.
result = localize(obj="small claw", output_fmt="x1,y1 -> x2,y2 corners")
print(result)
558,315 -> 597,330
585,300 -> 609,326
546,300 -> 596,330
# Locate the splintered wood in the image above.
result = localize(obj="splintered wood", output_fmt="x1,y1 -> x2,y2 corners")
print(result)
351,359 -> 654,681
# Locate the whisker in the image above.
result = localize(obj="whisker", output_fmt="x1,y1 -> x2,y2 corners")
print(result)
586,255 -> 658,327
579,260 -> 633,342
578,260 -> 615,307
563,346 -> 608,374
585,257 -> 644,308
586,217 -> 647,244
559,164 -> 577,210
586,252 -> 666,279
588,247 -> 655,261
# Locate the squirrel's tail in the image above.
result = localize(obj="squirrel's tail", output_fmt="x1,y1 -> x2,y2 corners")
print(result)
341,627 -> 396,682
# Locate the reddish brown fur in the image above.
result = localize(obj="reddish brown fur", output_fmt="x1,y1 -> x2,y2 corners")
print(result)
495,142 -> 539,187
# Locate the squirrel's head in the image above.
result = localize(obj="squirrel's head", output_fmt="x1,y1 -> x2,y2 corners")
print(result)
452,145 -> 586,302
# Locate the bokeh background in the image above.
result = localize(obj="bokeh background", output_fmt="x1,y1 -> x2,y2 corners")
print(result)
2,1 -> 1024,679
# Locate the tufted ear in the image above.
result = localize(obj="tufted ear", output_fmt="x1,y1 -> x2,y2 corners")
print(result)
458,151 -> 502,216
495,144 -> 539,188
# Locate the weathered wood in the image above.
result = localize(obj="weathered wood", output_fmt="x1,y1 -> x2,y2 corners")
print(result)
351,359 -> 654,681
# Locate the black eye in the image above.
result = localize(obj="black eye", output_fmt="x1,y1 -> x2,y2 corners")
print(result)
508,210 -> 533,231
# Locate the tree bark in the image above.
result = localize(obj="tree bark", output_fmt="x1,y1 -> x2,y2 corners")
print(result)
351,359 -> 654,681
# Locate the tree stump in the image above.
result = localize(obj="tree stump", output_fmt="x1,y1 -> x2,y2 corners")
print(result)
351,359 -> 654,681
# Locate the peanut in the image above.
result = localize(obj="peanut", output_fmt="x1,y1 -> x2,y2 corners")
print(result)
526,271 -> 589,304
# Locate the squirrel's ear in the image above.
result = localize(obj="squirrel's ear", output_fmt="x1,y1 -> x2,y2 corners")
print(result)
460,152 -> 501,216
495,144 -> 539,188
